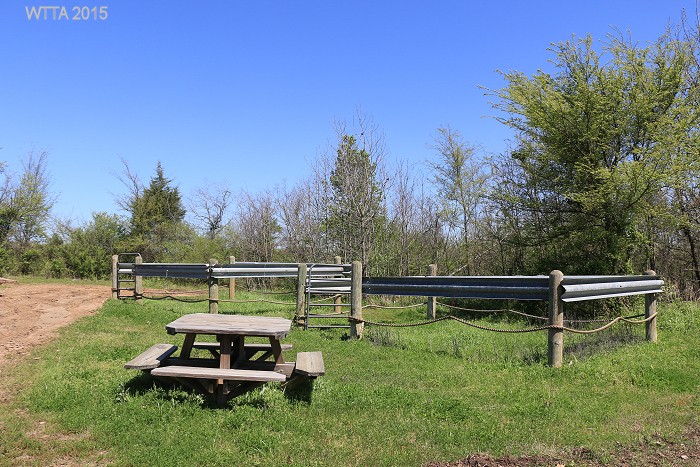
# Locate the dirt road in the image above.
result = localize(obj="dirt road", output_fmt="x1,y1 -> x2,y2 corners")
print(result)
0,282 -> 110,369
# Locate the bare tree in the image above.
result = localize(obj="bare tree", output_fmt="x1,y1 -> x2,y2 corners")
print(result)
276,178 -> 329,261
234,189 -> 280,262
111,157 -> 143,215
429,127 -> 488,275
189,182 -> 232,239
387,161 -> 419,275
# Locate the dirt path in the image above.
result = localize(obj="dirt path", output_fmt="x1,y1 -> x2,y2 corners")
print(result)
0,282 -> 110,370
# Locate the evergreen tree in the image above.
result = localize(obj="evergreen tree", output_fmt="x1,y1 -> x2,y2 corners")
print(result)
328,133 -> 386,271
128,162 -> 186,261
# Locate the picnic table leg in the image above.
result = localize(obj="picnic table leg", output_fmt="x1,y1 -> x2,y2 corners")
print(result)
268,337 -> 286,365
234,336 -> 247,366
217,335 -> 233,405
180,333 -> 196,359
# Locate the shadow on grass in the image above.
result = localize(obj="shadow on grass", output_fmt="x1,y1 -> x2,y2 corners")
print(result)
119,372 -> 316,409
283,378 -> 315,404
565,324 -> 644,361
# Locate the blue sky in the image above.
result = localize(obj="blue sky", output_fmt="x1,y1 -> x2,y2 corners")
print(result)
0,0 -> 695,225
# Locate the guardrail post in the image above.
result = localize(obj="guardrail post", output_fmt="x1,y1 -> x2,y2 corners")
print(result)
209,258 -> 219,314
644,270 -> 658,342
229,255 -> 236,300
548,270 -> 564,368
427,263 -> 437,319
296,263 -> 307,322
134,255 -> 143,304
111,254 -> 119,299
334,256 -> 342,314
350,261 -> 364,339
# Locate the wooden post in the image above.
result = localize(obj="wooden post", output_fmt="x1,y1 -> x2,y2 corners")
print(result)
229,255 -> 236,300
334,256 -> 342,314
350,261 -> 363,339
644,270 -> 658,342
296,263 -> 307,321
111,254 -> 119,299
427,263 -> 437,319
134,255 -> 143,304
548,270 -> 564,368
209,258 -> 219,314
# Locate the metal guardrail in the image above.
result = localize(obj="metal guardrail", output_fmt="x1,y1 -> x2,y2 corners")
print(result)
128,261 -> 351,280
360,275 -> 663,303
117,262 -> 134,275
307,277 -> 352,294
561,275 -> 664,302
211,262 -> 350,279
362,276 -> 551,300
125,262 -> 664,304
132,263 -> 209,279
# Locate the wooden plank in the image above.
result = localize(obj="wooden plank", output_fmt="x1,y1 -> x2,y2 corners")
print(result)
166,313 -> 292,339
192,342 -> 293,352
163,358 -> 295,377
151,365 -> 287,382
243,361 -> 295,378
295,351 -> 325,376
124,343 -> 178,370
164,357 -> 219,368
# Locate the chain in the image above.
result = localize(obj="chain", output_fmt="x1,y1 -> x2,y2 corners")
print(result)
362,302 -> 427,310
253,290 -> 296,295
351,316 -> 556,333
351,312 -> 658,334
142,295 -> 208,303
218,298 -> 296,306
560,313 -> 657,334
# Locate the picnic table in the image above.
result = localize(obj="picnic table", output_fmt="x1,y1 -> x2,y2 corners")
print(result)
125,313 -> 324,406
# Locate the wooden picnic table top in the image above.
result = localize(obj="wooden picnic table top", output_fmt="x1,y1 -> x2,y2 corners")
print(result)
165,313 -> 292,339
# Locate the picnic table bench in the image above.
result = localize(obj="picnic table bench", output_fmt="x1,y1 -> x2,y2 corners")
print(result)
124,313 -> 324,406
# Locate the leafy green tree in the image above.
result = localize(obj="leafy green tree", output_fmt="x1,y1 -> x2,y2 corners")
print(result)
59,213 -> 128,279
9,150 -> 54,249
491,33 -> 700,274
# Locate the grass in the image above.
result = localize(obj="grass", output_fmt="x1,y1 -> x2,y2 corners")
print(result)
0,291 -> 698,466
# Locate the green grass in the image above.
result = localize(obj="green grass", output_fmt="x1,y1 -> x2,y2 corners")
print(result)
1,293 -> 698,466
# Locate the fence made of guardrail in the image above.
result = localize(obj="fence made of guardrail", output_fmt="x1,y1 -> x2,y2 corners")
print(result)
348,262 -> 662,367
112,255 -> 663,367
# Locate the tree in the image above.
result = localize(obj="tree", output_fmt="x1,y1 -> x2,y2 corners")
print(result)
9,150 -> 54,249
189,182 -> 232,239
130,162 -> 185,236
0,161 -> 17,246
325,115 -> 388,270
490,33 -> 700,275
60,212 -> 128,279
429,127 -> 488,275
276,178 -> 328,262
233,189 -> 281,262
115,161 -> 186,261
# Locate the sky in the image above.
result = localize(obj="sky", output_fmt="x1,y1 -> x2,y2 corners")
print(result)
0,0 -> 696,226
